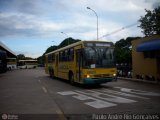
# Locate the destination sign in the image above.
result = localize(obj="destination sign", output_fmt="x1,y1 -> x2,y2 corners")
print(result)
85,42 -> 112,47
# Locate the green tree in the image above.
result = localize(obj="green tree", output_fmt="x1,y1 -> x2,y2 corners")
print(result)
37,55 -> 44,65
37,45 -> 58,65
58,37 -> 80,48
25,57 -> 33,60
45,45 -> 58,54
114,37 -> 140,64
139,6 -> 160,36
17,54 -> 25,60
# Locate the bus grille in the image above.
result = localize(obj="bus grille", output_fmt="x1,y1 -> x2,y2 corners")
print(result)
94,74 -> 111,78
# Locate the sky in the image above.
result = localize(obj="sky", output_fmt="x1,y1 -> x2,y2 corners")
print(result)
0,0 -> 159,58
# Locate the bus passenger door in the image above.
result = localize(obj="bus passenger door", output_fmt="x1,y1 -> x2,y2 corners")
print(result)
76,49 -> 82,82
55,54 -> 58,77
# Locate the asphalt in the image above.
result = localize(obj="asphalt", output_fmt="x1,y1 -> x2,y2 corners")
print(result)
0,68 -> 160,120
0,68 -> 66,120
118,77 -> 160,85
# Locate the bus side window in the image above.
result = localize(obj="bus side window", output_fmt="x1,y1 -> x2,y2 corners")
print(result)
65,50 -> 68,61
62,51 -> 65,61
68,48 -> 74,61
52,54 -> 55,62
59,52 -> 62,62
48,54 -> 51,63
68,49 -> 70,61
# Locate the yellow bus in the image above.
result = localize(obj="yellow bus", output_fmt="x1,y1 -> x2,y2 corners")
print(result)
18,60 -> 37,69
45,41 -> 117,85
7,57 -> 17,70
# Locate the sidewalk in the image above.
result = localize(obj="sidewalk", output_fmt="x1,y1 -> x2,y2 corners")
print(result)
118,77 -> 160,85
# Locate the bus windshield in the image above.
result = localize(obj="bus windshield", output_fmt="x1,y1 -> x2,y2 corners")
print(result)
83,47 -> 115,68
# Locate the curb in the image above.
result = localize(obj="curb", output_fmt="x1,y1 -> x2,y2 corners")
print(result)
118,77 -> 160,85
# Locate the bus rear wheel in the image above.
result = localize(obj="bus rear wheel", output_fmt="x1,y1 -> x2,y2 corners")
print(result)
49,69 -> 54,78
69,72 -> 74,85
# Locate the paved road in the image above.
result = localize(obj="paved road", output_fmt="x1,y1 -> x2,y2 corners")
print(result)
0,68 -> 160,120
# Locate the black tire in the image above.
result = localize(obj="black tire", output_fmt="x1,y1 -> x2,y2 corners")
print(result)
69,73 -> 74,85
49,69 -> 54,79
8,67 -> 11,71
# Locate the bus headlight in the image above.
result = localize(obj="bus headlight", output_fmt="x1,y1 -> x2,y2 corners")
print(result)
113,73 -> 116,77
84,74 -> 91,78
87,74 -> 90,78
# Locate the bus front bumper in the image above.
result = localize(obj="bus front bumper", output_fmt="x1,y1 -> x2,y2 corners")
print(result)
83,77 -> 117,84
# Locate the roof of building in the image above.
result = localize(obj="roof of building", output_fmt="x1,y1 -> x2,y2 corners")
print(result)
136,39 -> 160,52
0,41 -> 17,57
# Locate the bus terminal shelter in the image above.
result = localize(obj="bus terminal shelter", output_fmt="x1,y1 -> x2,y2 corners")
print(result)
132,35 -> 160,82
0,41 -> 16,58
0,41 -> 17,70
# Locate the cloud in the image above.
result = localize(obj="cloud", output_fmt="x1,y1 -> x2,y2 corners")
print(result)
0,0 -> 158,58
0,12 -> 65,37
0,11 -> 96,39
143,0 -> 160,9
0,0 -> 158,41
15,50 -> 42,58
152,0 -> 160,8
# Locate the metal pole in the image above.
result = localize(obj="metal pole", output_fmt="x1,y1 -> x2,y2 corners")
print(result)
87,7 -> 99,41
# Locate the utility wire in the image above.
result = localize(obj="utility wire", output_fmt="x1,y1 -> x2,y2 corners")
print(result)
99,22 -> 139,39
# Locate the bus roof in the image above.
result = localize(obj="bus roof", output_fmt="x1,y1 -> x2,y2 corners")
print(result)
19,60 -> 37,62
45,41 -> 83,56
45,40 -> 113,56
